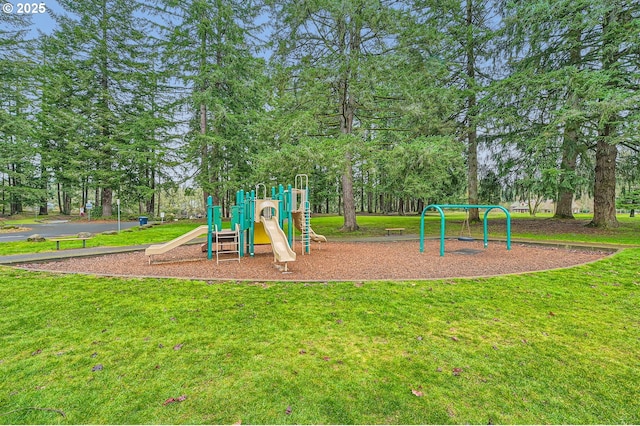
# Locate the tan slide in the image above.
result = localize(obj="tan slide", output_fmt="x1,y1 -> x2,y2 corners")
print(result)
261,216 -> 296,263
292,211 -> 327,242
145,225 -> 208,259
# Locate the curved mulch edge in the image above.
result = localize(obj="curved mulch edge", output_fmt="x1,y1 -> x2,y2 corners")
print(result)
12,239 -> 620,283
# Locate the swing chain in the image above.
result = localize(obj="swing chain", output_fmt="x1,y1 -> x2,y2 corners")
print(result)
459,208 -> 473,240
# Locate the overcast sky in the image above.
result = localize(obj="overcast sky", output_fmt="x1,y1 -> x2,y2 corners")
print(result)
21,0 -> 61,36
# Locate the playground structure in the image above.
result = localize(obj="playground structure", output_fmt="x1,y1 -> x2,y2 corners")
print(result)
420,204 -> 512,256
145,174 -> 326,271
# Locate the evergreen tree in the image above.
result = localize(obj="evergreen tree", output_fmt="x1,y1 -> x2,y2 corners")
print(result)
411,0 -> 501,220
0,12 -> 44,215
500,0 -> 640,227
269,0 -> 407,230
159,0 -> 266,210
35,34 -> 89,215
54,0 -> 157,217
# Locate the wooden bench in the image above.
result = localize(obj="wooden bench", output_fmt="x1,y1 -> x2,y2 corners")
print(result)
49,237 -> 93,250
385,227 -> 405,236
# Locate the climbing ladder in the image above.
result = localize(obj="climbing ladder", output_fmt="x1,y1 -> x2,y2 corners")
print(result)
295,174 -> 311,255
301,198 -> 311,255
214,224 -> 241,264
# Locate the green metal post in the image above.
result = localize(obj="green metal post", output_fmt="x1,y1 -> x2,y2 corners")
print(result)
213,206 -> 222,231
239,190 -> 245,257
420,204 -> 445,256
277,184 -> 284,229
206,196 -> 213,260
231,205 -> 243,257
249,190 -> 255,256
483,206 -> 511,250
286,184 -> 293,246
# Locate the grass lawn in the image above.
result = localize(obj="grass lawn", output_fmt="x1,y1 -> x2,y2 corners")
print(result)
1,249 -> 639,424
1,218 -> 41,226
0,214 -> 639,423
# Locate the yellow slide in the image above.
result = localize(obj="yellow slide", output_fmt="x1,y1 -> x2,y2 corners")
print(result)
145,225 -> 208,259
261,216 -> 296,263
292,211 -> 327,242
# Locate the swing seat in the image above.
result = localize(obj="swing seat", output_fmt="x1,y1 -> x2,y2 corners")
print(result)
458,236 -> 475,242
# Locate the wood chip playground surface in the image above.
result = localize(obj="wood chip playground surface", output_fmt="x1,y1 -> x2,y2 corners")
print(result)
17,239 -> 611,281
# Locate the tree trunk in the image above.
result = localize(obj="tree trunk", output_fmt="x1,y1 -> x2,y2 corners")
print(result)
99,0 -> 113,219
101,187 -> 113,216
337,14 -> 359,232
199,6 -> 212,209
365,171 -> 372,213
63,193 -> 71,216
463,0 -> 480,223
156,181 -> 161,217
341,151 -> 358,231
554,126 -> 578,219
555,189 -> 575,219
360,176 -> 365,213
555,29 -> 582,220
200,102 -> 209,208
146,167 -> 155,215
589,125 -> 618,228
589,9 -> 620,229
9,166 -> 22,214
57,183 -> 63,214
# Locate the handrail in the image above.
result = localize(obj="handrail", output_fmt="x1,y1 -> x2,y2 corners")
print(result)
420,204 -> 511,256
255,183 -> 267,200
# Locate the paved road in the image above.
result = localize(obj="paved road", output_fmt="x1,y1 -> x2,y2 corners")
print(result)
0,221 -> 140,242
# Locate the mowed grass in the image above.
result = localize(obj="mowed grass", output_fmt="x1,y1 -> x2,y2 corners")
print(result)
1,247 -> 639,424
0,213 -> 639,423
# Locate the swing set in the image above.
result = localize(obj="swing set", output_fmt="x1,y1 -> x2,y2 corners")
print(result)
419,204 -> 512,256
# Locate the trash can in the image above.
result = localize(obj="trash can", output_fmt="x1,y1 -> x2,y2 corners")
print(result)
139,216 -> 148,226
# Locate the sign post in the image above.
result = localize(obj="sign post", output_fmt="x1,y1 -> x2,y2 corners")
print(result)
86,201 -> 93,222
160,212 -> 165,224
116,199 -> 121,232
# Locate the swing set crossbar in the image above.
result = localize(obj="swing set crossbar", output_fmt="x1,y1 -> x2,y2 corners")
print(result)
419,204 -> 512,257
